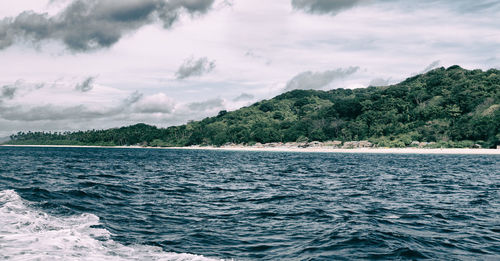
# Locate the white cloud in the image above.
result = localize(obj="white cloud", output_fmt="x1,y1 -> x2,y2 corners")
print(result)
133,93 -> 176,113
284,67 -> 359,91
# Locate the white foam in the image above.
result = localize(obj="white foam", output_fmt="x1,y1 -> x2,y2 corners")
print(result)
0,190 -> 221,261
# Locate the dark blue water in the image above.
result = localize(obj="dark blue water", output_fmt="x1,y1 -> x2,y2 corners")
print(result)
0,147 -> 499,260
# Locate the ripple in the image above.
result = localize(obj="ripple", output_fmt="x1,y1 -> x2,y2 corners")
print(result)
0,147 -> 499,260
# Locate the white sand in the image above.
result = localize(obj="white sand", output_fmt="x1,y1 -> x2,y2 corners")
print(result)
0,144 -> 144,149
2,144 -> 499,155
171,146 -> 500,155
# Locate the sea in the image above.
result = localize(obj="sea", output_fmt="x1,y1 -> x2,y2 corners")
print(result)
0,146 -> 499,260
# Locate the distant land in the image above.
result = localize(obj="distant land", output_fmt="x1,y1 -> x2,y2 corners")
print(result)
4,66 -> 500,148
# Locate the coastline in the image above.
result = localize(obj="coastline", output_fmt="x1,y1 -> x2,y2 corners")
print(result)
2,144 -> 500,155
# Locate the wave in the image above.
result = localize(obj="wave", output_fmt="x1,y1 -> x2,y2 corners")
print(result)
0,190 -> 220,261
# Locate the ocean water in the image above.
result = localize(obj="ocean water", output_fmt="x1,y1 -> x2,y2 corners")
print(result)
0,147 -> 499,260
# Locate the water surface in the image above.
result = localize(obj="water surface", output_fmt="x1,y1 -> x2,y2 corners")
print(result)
0,147 -> 499,260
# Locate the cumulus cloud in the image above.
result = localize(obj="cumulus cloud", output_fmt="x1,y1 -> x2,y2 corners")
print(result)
188,97 -> 223,111
75,76 -> 96,92
284,66 -> 359,91
233,93 -> 254,102
133,93 -> 175,113
175,57 -> 216,79
0,0 -> 215,51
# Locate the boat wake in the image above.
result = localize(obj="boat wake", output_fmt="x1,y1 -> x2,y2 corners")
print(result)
0,189 -> 219,261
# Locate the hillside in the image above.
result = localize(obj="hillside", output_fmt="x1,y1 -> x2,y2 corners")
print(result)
6,66 -> 500,148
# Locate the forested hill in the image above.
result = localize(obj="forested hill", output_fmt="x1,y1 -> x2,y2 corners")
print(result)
6,66 -> 500,148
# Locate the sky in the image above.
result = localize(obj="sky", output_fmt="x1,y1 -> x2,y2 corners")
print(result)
0,0 -> 499,137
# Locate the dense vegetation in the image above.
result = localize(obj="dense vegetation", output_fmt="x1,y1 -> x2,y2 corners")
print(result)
6,66 -> 500,148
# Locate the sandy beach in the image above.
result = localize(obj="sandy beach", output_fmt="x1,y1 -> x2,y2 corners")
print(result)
2,144 -> 500,155
171,146 -> 500,155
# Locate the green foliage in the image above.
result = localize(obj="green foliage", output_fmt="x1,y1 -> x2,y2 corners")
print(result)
6,66 -> 500,148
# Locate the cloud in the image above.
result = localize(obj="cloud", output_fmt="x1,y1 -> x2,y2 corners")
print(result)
0,0 -> 215,51
233,93 -> 254,102
420,60 -> 441,74
449,0 -> 500,13
1,85 -> 17,100
0,80 -> 51,104
35,83 -> 46,90
291,0 -> 500,15
284,66 -> 359,91
245,49 -> 271,65
369,77 -> 391,87
291,0 -> 368,15
0,89 -> 145,122
0,104 -> 103,121
133,93 -> 175,113
75,76 -> 96,92
122,91 -> 143,106
1,0 -> 498,137
220,0 -> 235,8
0,86 -> 181,122
188,97 -> 223,111
175,57 -> 216,79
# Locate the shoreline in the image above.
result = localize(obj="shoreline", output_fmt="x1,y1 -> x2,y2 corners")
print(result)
1,144 -> 500,155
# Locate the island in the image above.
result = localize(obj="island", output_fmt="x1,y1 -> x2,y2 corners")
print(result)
4,66 -> 500,150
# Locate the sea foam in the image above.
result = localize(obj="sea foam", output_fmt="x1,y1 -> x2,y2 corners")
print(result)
0,190 -> 220,261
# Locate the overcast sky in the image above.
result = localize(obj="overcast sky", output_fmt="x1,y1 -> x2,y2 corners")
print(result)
0,0 -> 499,137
